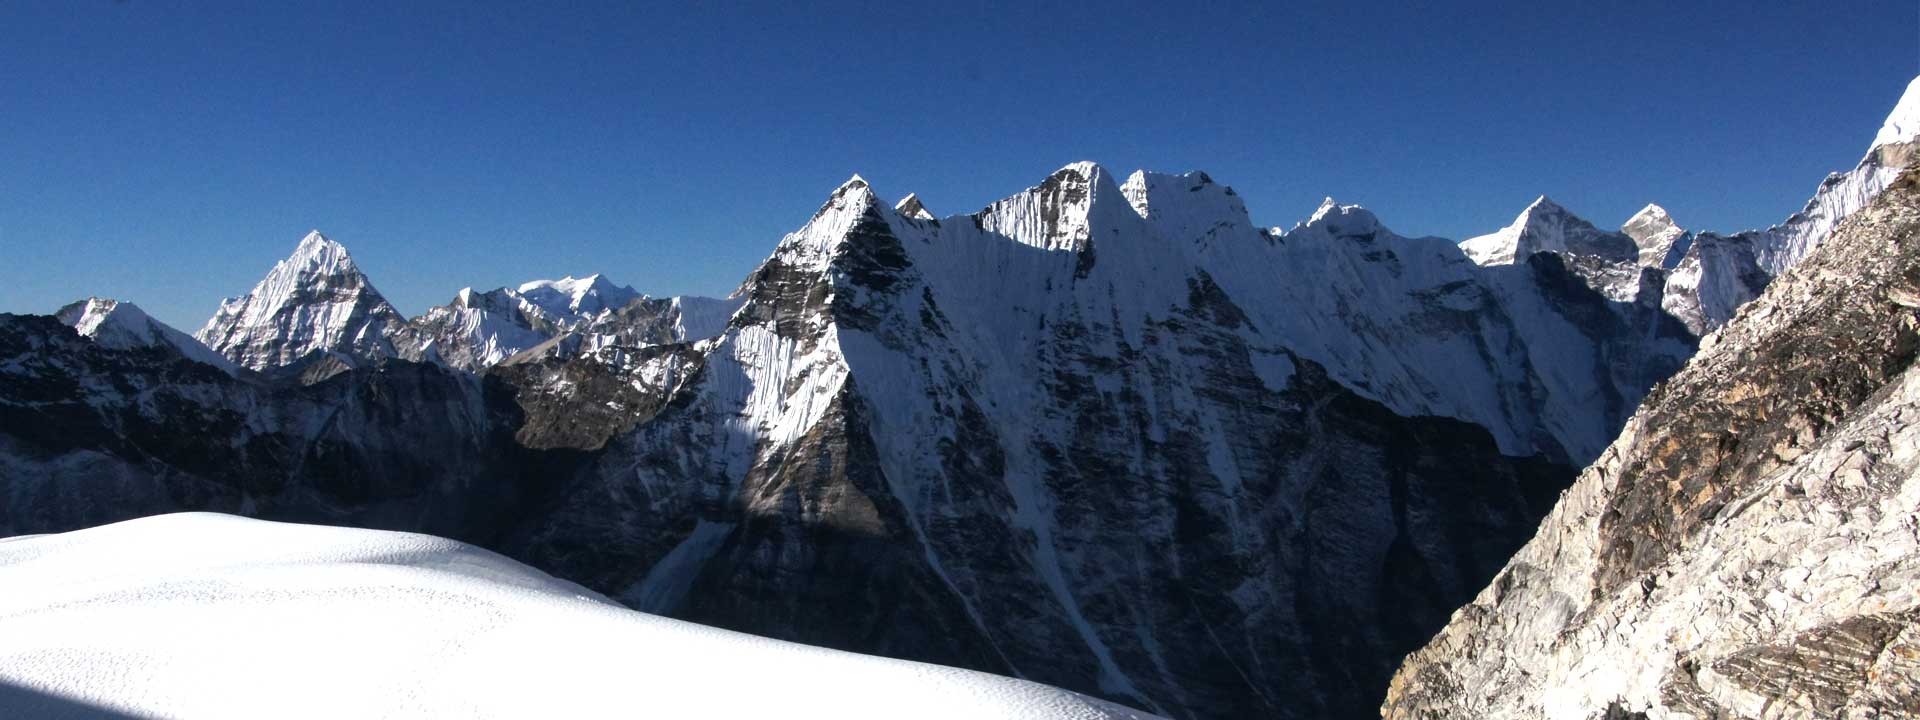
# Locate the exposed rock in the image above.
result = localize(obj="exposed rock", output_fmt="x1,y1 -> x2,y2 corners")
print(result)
1383,170 -> 1920,720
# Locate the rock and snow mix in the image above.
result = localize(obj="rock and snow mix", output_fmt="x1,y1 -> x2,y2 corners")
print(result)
11,73 -> 1917,720
0,513 -> 1157,720
1384,170 -> 1920,720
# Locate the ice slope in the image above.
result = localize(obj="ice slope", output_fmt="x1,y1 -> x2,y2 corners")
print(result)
55,297 -> 237,373
1753,74 -> 1920,274
1659,75 -> 1920,332
0,512 -> 1156,720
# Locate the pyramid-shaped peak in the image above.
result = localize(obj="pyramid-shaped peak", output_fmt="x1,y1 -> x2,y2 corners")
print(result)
195,229 -> 403,370
1628,203 -> 1672,223
806,172 -> 882,226
1312,196 -> 1341,218
295,228 -> 346,253
1299,198 -> 1383,238
895,193 -> 934,221
285,229 -> 360,274
1521,195 -> 1569,215
56,297 -> 144,336
62,296 -> 239,371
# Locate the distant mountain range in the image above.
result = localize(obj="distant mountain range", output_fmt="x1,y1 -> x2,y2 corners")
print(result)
5,76 -> 1916,720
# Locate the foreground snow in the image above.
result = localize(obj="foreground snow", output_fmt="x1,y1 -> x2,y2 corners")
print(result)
0,513 -> 1157,720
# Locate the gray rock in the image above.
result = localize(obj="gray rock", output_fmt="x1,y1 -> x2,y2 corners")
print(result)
1383,170 -> 1920,720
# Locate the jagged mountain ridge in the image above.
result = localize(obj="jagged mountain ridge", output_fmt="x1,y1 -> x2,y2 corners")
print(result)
194,230 -> 740,374
8,76 -> 1919,720
1657,76 -> 1920,334
2,163 -> 1694,720
1382,168 -> 1920,720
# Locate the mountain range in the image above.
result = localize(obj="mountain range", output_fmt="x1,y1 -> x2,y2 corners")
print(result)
4,76 -> 1917,720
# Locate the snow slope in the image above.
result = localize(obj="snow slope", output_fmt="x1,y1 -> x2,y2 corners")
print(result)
55,297 -> 237,373
0,513 -> 1156,720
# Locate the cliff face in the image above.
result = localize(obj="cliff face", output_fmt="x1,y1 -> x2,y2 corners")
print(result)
1383,171 -> 1920,719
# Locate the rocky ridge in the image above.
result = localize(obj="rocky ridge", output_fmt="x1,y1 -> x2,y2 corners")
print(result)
1383,169 -> 1920,720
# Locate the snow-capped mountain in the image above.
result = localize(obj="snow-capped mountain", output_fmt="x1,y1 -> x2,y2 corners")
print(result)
196,230 -> 409,370
517,274 -> 643,319
57,297 -> 237,373
398,285 -> 557,370
0,513 -> 1155,720
197,232 -> 740,373
5,75 -> 1915,720
1655,75 -> 1920,333
507,163 -> 1697,720
1460,196 -> 1640,268
1620,203 -> 1691,269
1384,162 -> 1920,720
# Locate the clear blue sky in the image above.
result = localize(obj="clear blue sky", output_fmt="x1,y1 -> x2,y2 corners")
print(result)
3,1 -> 1915,330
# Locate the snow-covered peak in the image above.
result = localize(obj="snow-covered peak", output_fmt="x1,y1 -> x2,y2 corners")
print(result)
1626,203 -> 1670,225
516,274 -> 642,317
1621,203 -> 1691,269
270,229 -> 365,286
1871,75 -> 1920,149
975,162 -> 1135,253
58,297 -> 156,345
896,193 -> 935,221
778,172 -> 886,260
57,297 -> 238,372
1460,195 -> 1637,266
1119,170 -> 1257,249
195,230 -> 407,370
1291,198 -> 1385,240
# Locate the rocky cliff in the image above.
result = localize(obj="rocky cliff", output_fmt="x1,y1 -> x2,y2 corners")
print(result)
1383,170 -> 1920,720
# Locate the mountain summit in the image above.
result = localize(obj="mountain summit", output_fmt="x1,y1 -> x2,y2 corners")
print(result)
1460,196 -> 1639,268
195,230 -> 407,370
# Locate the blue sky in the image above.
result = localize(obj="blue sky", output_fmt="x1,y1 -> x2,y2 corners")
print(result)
2,1 -> 1915,329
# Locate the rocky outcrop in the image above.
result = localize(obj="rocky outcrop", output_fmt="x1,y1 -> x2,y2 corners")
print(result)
1383,170 -> 1920,720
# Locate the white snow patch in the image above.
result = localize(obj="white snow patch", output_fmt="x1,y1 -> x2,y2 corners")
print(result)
0,513 -> 1159,720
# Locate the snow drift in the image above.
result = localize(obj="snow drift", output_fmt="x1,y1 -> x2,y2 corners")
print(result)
0,513 -> 1156,720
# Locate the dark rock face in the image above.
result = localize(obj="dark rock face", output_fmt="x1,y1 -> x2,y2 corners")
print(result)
1383,171 -> 1920,720
491,340 -> 705,451
0,313 -> 571,544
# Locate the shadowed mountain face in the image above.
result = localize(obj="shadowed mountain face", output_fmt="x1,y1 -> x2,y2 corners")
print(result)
7,79 -> 1915,719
